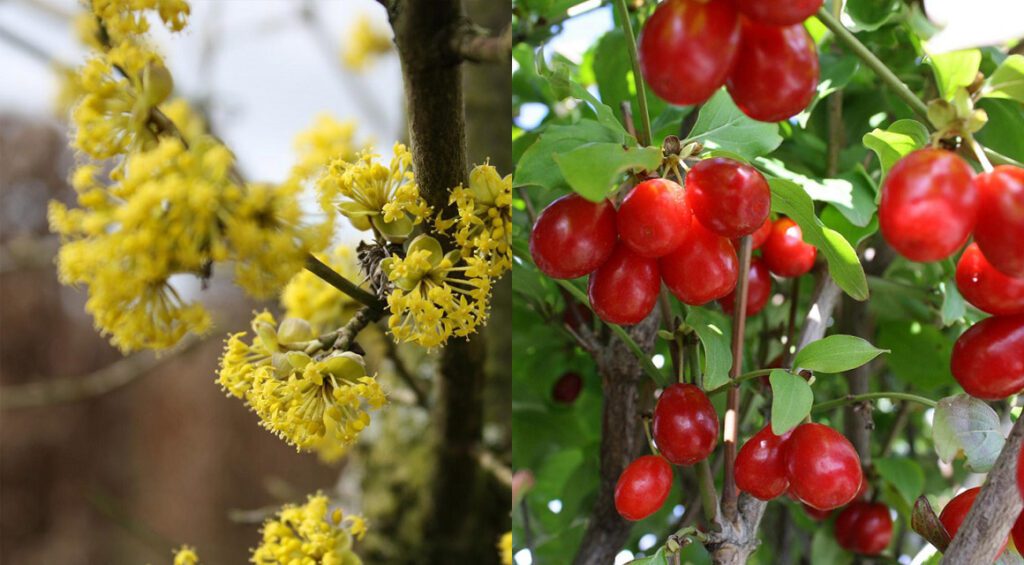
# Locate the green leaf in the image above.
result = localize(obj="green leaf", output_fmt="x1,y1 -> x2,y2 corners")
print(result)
982,54 -> 1024,102
757,159 -> 877,227
876,321 -> 954,391
845,0 -> 903,31
821,206 -> 878,248
929,49 -> 982,100
770,370 -> 814,436
797,52 -> 860,127
939,281 -> 965,326
792,335 -> 888,373
976,99 -> 1024,163
769,179 -> 869,301
811,528 -> 853,565
687,306 -> 732,391
554,143 -> 663,201
684,89 -> 783,159
629,546 -> 668,565
514,121 -> 625,191
932,394 -> 1005,472
863,119 -> 930,178
874,458 -> 925,506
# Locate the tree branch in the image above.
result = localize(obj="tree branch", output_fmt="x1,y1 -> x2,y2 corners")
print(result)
722,235 -> 753,521
304,254 -> 384,311
450,20 -> 511,63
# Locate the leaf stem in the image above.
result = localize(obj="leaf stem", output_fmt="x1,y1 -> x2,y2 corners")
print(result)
812,392 -> 937,413
612,0 -> 652,147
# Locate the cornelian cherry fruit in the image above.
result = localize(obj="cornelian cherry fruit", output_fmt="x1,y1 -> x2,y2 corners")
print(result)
617,178 -> 691,258
587,244 -> 660,326
939,487 -> 1009,554
762,218 -> 816,278
735,424 -> 790,500
950,314 -> 1024,400
835,501 -> 893,556
614,455 -> 673,521
661,217 -> 739,305
745,217 -> 774,250
552,372 -> 583,404
879,149 -> 978,262
530,194 -> 617,279
1013,512 -> 1024,558
720,257 -> 772,317
784,423 -> 862,510
974,165 -> 1024,278
685,158 -> 771,239
735,0 -> 823,26
652,383 -> 719,466
725,20 -> 818,122
955,243 -> 1024,316
638,0 -> 741,106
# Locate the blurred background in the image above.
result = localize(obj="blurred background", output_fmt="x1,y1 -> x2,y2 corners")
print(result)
0,0 -> 511,563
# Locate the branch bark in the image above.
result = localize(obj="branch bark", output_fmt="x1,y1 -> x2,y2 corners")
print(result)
450,20 -> 511,63
942,415 -> 1024,563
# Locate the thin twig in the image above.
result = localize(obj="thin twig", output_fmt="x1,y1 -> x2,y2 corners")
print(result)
304,254 -> 384,310
450,21 -> 512,63
383,338 -> 430,408
722,235 -> 753,521
476,449 -> 514,489
612,0 -> 651,146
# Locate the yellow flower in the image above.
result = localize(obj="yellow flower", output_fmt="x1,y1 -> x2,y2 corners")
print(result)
499,532 -> 512,565
438,162 -> 512,278
319,143 -> 431,243
173,545 -> 199,565
341,14 -> 392,71
383,234 -> 492,348
91,0 -> 190,45
251,494 -> 366,565
160,98 -> 207,143
218,312 -> 387,452
291,114 -> 360,185
282,245 -> 363,333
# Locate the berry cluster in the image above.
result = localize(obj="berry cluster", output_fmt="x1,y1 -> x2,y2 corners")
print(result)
880,151 -> 1024,400
530,158 -> 818,325
638,0 -> 821,122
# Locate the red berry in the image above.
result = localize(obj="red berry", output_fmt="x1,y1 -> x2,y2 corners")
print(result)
803,502 -> 832,521
974,165 -> 1024,278
955,243 -> 1024,316
735,0 -> 824,25
614,455 -> 673,521
950,314 -> 1024,400
652,383 -> 719,465
552,372 -> 583,404
1019,444 -> 1024,502
879,149 -> 978,262
725,20 -> 818,122
749,217 -> 774,250
661,217 -> 739,305
835,501 -> 893,556
638,0 -> 741,106
587,244 -> 660,325
720,257 -> 772,317
530,194 -> 617,279
939,487 -> 1009,554
617,178 -> 691,258
785,423 -> 863,510
1012,506 -> 1024,554
762,218 -> 816,277
735,424 -> 791,500
685,158 -> 771,239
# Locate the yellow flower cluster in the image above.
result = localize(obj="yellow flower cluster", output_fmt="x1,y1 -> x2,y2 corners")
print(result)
341,14 -> 392,71
383,235 -> 492,348
172,546 -> 199,565
291,114 -> 360,185
282,245 -> 363,334
500,532 -> 512,565
218,312 -> 387,452
91,0 -> 190,43
320,143 -> 431,243
252,494 -> 366,565
437,163 -> 512,278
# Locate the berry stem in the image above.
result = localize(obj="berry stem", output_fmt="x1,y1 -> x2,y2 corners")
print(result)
687,333 -> 702,389
612,0 -> 652,147
722,235 -> 753,521
966,133 -> 995,173
642,415 -> 660,455
811,392 -> 937,413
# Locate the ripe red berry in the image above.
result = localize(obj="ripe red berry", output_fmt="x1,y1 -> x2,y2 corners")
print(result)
939,487 -> 1009,554
761,218 -> 816,278
720,257 -> 772,317
1013,512 -> 1024,560
652,383 -> 719,466
955,243 -> 1024,316
785,423 -> 863,510
974,165 -> 1024,278
879,149 -> 978,262
661,217 -> 739,305
588,244 -> 660,325
530,194 -> 617,279
1019,444 -> 1024,501
735,424 -> 790,500
638,0 -> 741,106
685,158 -> 771,239
617,178 -> 691,258
552,372 -> 583,404
725,20 -> 818,122
835,501 -> 893,556
614,455 -> 673,521
735,0 -> 824,25
950,314 -> 1024,400
749,217 -> 774,250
